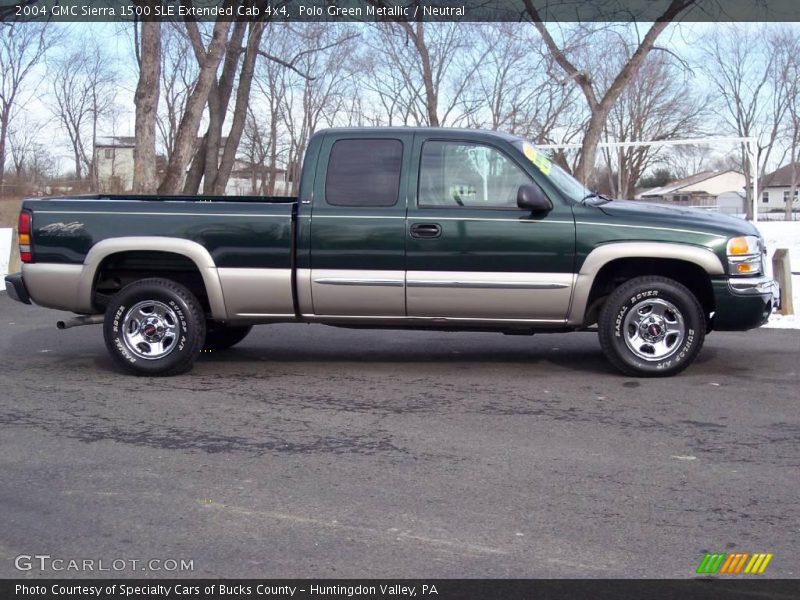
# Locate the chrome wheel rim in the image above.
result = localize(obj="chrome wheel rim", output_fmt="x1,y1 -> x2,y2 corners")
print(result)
623,298 -> 685,361
121,300 -> 180,360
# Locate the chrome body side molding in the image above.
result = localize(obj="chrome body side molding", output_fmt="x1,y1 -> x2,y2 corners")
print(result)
314,277 -> 404,287
407,280 -> 569,290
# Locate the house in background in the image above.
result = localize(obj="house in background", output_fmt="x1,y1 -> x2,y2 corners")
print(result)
758,163 -> 800,212
637,170 -> 745,210
225,160 -> 290,196
94,137 -> 291,196
95,136 -> 135,193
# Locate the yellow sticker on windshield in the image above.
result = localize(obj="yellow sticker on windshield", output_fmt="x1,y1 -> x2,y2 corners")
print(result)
523,142 -> 552,175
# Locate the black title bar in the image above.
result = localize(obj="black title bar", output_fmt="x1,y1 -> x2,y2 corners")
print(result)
2,579 -> 799,600
2,0 -> 800,23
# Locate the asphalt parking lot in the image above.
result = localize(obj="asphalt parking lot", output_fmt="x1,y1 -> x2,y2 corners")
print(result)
0,292 -> 798,579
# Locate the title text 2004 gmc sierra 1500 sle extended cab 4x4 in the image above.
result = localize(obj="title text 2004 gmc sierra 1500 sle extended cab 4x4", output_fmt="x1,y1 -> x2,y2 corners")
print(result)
4,128 -> 779,377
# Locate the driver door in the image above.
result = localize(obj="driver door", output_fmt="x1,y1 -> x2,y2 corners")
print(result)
405,138 -> 576,321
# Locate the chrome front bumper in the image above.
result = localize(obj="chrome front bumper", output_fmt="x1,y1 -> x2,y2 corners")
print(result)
728,276 -> 780,307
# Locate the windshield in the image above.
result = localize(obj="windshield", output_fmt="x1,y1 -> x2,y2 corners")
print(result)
513,141 -> 591,203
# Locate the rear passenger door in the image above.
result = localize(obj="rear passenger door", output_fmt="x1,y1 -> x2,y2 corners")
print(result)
308,133 -> 412,317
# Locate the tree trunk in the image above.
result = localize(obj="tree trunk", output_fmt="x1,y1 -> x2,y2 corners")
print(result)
575,112 -> 605,186
213,23 -> 265,195
267,119 -> 278,195
0,110 -> 9,191
91,92 -> 99,191
181,20 -> 246,195
159,20 -> 232,194
524,0 -> 694,182
401,22 -> 440,127
73,147 -> 82,181
132,21 -> 161,194
204,22 -> 247,194
183,135 -> 207,195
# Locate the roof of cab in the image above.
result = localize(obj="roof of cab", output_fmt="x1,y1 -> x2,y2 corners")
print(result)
313,127 -> 523,143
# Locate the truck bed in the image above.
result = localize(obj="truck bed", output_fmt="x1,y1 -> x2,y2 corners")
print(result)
23,194 -> 298,269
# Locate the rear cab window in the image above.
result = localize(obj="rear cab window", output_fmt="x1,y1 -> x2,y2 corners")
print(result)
325,139 -> 403,207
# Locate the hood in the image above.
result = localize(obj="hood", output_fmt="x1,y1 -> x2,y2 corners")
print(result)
597,200 -> 759,238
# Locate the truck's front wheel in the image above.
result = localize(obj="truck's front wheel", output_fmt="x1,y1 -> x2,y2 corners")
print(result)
103,278 -> 205,376
598,276 -> 705,377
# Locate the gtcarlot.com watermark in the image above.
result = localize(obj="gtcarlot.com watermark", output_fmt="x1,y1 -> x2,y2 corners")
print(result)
14,554 -> 194,573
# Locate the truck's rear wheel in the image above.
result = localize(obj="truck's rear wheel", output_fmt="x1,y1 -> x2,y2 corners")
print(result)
103,278 -> 205,376
598,276 -> 705,377
203,324 -> 252,351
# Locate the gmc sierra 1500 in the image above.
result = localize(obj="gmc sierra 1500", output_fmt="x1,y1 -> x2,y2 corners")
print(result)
4,127 -> 779,376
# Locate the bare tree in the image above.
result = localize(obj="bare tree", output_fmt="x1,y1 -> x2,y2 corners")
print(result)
366,22 -> 480,127
6,114 -> 54,192
278,24 -> 360,194
700,24 -> 795,219
464,23 -> 579,143
781,32 -> 800,221
157,23 -> 198,158
181,19 -> 269,195
598,35 -> 706,198
49,41 -> 117,188
211,22 -> 265,195
132,19 -> 162,193
250,24 -> 294,195
182,21 -> 247,195
241,108 -> 268,194
397,21 -> 442,127
523,1 -> 697,183
158,18 -> 232,193
0,23 -> 53,190
8,114 -> 39,175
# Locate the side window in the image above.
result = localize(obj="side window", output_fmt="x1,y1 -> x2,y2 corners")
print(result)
419,141 -> 533,208
325,138 -> 403,207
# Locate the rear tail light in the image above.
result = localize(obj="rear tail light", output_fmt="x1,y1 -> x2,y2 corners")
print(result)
18,210 -> 32,263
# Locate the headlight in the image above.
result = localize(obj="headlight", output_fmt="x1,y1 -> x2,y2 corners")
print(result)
726,235 -> 762,275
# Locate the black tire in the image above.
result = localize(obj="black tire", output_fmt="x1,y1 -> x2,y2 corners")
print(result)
203,324 -> 252,351
598,276 -> 706,377
103,278 -> 206,376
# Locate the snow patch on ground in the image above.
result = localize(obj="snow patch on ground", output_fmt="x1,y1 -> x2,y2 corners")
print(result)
0,228 -> 11,277
756,221 -> 800,329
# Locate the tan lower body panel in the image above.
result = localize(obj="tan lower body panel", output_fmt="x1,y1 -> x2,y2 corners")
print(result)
406,271 -> 575,320
217,268 -> 294,318
308,269 -> 405,317
22,263 -> 86,312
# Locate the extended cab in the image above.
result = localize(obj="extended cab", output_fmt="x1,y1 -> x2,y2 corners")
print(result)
4,128 -> 779,376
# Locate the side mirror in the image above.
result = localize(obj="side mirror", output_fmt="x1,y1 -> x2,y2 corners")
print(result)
517,184 -> 553,212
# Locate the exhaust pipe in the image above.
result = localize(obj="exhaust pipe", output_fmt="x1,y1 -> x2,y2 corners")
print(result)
57,315 -> 104,330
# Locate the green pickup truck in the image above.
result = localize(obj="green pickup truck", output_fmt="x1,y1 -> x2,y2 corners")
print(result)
4,127 -> 778,377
